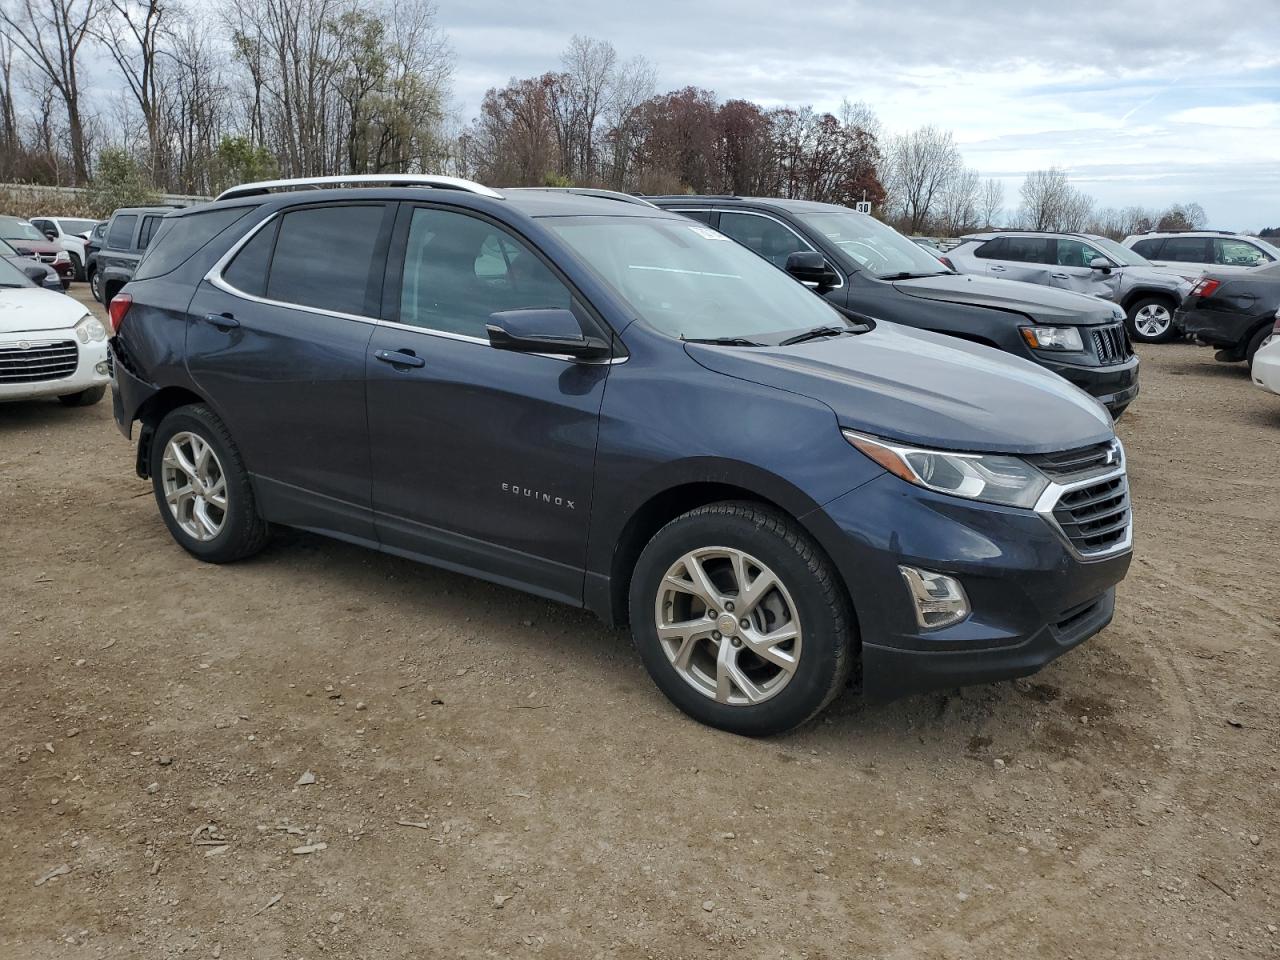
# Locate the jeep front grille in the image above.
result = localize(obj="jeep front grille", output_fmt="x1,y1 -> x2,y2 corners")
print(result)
1092,323 -> 1129,365
0,339 -> 79,383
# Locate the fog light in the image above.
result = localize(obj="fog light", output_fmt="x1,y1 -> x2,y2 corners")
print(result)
95,362 -> 108,376
899,566 -> 970,630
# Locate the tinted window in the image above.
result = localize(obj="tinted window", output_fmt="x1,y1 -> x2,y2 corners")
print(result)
399,207 -> 572,337
1130,238 -> 1163,258
1054,238 -> 1105,268
223,218 -> 279,297
265,204 -> 385,316
31,219 -> 54,235
1000,236 -> 1053,263
135,207 -> 252,281
138,216 -> 162,249
672,208 -> 714,224
1161,237 -> 1208,263
973,237 -> 1006,259
717,212 -> 811,268
1214,238 -> 1272,267
106,215 -> 137,249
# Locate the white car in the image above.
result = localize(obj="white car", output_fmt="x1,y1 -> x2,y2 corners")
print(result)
1251,317 -> 1280,397
1123,231 -> 1280,278
28,216 -> 100,280
0,256 -> 110,406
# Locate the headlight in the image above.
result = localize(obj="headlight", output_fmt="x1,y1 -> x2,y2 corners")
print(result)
53,251 -> 70,264
1020,326 -> 1083,351
843,431 -> 1050,508
74,314 -> 107,343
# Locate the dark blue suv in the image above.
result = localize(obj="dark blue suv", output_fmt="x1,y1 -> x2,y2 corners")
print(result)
108,176 -> 1133,735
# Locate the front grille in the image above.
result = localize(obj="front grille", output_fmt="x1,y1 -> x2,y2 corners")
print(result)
1091,323 -> 1129,365
38,254 -> 56,264
0,339 -> 79,383
1054,595 -> 1105,634
1026,441 -> 1120,481
1051,474 -> 1130,555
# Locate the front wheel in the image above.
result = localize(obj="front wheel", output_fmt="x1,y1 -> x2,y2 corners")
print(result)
89,268 -> 102,302
1125,297 -> 1178,343
150,404 -> 270,563
629,502 -> 855,736
1246,326 -> 1273,371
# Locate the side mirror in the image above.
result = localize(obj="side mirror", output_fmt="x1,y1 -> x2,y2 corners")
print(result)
43,230 -> 57,241
785,251 -> 838,291
1089,257 -> 1113,274
486,308 -> 611,360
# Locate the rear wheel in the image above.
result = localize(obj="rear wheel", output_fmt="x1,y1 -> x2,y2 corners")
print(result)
629,502 -> 854,736
150,404 -> 270,563
1246,326 -> 1273,371
70,252 -> 84,281
58,385 -> 105,407
1125,297 -> 1178,343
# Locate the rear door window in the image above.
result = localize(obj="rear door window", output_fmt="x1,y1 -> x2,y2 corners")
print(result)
716,211 -> 812,267
1160,237 -> 1209,263
138,216 -> 162,250
222,218 -> 280,297
1001,236 -> 1053,263
265,204 -> 387,316
106,215 -> 137,249
972,237 -> 1006,259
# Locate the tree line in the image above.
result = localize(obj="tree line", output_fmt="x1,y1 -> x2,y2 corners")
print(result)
0,3 -> 1214,238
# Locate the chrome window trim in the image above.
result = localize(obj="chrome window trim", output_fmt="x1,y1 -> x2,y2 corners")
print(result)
1033,442 -> 1132,561
675,207 -> 846,291
376,318 -> 626,366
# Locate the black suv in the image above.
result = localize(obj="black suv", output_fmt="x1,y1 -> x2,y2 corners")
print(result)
94,206 -> 177,304
648,196 -> 1139,418
109,177 -> 1132,735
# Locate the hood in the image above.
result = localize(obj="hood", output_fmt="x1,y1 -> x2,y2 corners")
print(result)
892,273 -> 1120,325
0,287 -> 89,333
4,238 -> 61,257
685,322 -> 1114,455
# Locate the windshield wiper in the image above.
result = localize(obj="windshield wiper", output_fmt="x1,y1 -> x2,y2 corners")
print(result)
878,271 -> 948,281
681,336 -> 764,347
778,325 -> 854,346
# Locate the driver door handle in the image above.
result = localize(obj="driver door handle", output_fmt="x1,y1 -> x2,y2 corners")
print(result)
1050,273 -> 1071,280
989,265 -> 1006,272
205,312 -> 239,330
375,348 -> 426,368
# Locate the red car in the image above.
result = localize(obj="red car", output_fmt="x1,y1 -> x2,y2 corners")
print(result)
0,216 -> 73,289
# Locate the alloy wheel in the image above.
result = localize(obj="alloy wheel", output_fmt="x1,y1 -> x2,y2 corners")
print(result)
1133,303 -> 1172,338
654,547 -> 801,705
161,431 -> 228,541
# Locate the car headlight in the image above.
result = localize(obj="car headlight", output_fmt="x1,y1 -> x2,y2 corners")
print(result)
74,314 -> 107,343
1020,326 -> 1083,351
843,431 -> 1050,508
53,251 -> 70,264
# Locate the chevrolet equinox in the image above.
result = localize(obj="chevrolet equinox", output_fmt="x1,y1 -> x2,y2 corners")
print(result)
109,176 -> 1133,735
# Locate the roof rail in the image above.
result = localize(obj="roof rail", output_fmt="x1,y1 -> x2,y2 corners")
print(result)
508,187 -> 657,208
215,174 -> 504,203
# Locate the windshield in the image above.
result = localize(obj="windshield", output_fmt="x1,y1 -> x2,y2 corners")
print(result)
546,216 -> 846,342
0,256 -> 34,287
56,218 -> 98,234
1091,236 -> 1151,267
0,218 -> 45,242
799,211 -> 950,279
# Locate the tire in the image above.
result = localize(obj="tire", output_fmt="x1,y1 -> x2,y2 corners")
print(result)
60,278 -> 71,291
58,385 -> 105,407
628,501 -> 855,736
70,252 -> 84,281
149,404 -> 270,563
1125,297 -> 1178,344
1246,326 -> 1273,371
89,268 -> 102,303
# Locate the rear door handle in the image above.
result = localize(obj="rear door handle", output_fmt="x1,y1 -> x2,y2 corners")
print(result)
1050,273 -> 1071,280
375,348 -> 426,368
205,312 -> 239,330
989,265 -> 1006,272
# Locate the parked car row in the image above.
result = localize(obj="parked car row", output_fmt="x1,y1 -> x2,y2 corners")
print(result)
103,175 -> 1134,735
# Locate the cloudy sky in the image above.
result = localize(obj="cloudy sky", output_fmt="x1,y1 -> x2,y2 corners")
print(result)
437,0 -> 1280,230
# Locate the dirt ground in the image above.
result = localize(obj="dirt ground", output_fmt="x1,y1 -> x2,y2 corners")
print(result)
2,286 -> 1278,959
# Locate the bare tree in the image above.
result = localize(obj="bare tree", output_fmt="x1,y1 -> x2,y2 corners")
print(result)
978,178 -> 1003,228
1018,167 -> 1072,230
0,34 -> 18,179
0,0 -> 99,182
95,0 -> 168,179
601,53 -> 654,188
886,125 -> 961,233
938,167 -> 980,236
556,35 -> 616,182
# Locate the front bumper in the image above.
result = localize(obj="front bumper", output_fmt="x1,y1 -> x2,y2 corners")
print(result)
813,471 -> 1132,701
1252,335 -> 1280,395
0,333 -> 109,402
1038,354 -> 1139,417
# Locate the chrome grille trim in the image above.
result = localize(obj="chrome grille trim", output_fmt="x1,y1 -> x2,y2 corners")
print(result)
0,338 -> 78,383
1091,323 -> 1129,365
1034,440 -> 1132,560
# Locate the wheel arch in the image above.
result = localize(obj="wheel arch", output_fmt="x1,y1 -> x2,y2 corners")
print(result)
132,385 -> 223,478
599,479 -> 858,636
1121,287 -> 1177,312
